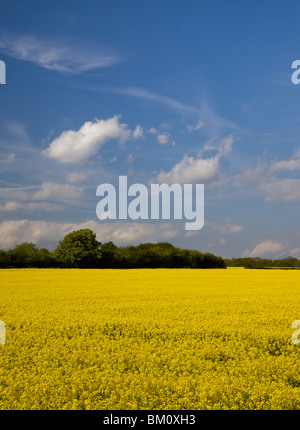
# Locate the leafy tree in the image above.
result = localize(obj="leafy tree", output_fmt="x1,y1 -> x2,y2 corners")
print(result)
0,250 -> 11,268
54,229 -> 101,268
100,241 -> 118,268
8,242 -> 37,267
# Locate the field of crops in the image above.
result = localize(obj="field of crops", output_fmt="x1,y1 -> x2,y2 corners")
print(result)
0,267 -> 300,410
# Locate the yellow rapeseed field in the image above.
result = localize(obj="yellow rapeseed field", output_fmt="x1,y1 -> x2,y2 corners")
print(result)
0,267 -> 300,410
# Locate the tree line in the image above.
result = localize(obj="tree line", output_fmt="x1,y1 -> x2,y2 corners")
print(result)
225,256 -> 300,269
0,228 -> 226,269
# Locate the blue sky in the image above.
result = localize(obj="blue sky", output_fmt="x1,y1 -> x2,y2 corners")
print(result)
1,0 -> 300,258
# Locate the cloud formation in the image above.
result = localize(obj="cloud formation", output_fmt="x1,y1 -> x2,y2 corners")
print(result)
0,201 -> 62,213
0,33 -> 119,73
270,149 -> 300,172
157,133 -> 170,145
31,182 -> 83,201
155,154 -> 220,184
242,240 -> 285,257
0,219 -> 180,250
261,179 -> 300,202
186,120 -> 205,132
43,116 -> 131,163
208,221 -> 243,234
154,135 -> 234,185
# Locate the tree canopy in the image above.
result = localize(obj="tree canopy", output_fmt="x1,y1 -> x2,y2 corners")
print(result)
0,229 -> 227,269
54,229 -> 101,268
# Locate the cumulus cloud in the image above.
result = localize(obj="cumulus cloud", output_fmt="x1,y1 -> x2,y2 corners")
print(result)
157,133 -> 170,145
242,240 -> 285,257
0,219 -> 180,250
155,154 -> 220,184
0,33 -> 119,73
148,127 -> 159,135
43,116 -> 131,163
154,135 -> 234,185
133,125 -> 143,139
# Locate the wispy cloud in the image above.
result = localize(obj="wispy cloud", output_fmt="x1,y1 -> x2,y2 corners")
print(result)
104,86 -> 201,114
97,87 -> 240,139
260,179 -> 300,202
0,201 -> 62,213
207,221 -> 243,234
186,120 -> 205,132
0,33 -> 119,73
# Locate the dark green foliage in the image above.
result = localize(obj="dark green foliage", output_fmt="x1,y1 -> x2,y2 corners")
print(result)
100,241 -> 226,269
0,242 -> 57,268
0,229 -> 226,269
225,256 -> 300,269
54,229 -> 101,268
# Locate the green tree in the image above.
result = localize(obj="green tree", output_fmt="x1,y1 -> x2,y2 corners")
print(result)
8,242 -> 37,267
54,229 -> 101,268
100,241 -> 118,267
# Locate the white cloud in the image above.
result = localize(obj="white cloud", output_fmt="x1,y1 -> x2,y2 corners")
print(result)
0,201 -> 62,213
148,127 -> 159,135
43,116 -> 131,163
0,33 -> 119,73
208,221 -> 243,234
155,154 -> 220,184
270,148 -> 300,172
234,162 -> 268,188
271,159 -> 300,172
186,120 -> 205,132
0,186 -> 36,201
0,219 -> 180,250
133,125 -> 143,139
66,172 -> 87,184
221,224 -> 243,234
260,179 -> 300,202
104,86 -> 200,114
157,133 -> 169,145
31,182 -> 83,201
153,136 -> 234,185
242,240 -> 285,257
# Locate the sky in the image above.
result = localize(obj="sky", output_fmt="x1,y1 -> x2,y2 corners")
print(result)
1,0 -> 300,258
